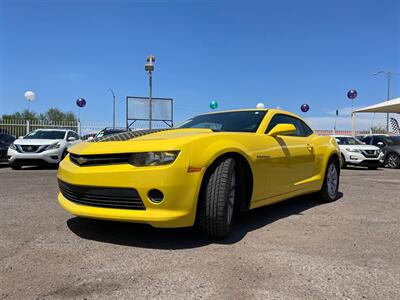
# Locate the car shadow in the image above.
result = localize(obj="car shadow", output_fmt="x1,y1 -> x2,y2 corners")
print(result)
20,165 -> 59,170
344,166 -> 383,171
67,192 -> 343,250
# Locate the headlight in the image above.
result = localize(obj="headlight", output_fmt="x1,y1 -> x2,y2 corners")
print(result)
9,143 -> 16,150
129,151 -> 180,166
46,142 -> 61,150
345,148 -> 361,153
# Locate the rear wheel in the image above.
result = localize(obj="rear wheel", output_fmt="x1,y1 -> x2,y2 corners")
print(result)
318,158 -> 339,202
198,158 -> 237,238
386,153 -> 400,169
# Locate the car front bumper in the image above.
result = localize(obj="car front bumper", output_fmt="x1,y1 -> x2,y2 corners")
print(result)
57,154 -> 204,228
8,148 -> 63,164
345,152 -> 384,167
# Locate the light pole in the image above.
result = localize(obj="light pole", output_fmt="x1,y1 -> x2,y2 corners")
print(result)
145,55 -> 155,130
109,88 -> 116,129
373,71 -> 392,132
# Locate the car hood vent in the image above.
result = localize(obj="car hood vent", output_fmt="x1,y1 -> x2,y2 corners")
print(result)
89,128 -> 172,142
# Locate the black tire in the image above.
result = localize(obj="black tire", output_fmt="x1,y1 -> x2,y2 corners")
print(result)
198,158 -> 237,238
59,149 -> 68,164
318,158 -> 340,203
386,153 -> 400,169
10,163 -> 22,170
340,154 -> 347,169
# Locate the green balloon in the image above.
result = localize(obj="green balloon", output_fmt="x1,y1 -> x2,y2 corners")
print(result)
209,100 -> 218,109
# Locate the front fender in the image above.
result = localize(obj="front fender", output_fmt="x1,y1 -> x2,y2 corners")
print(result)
188,136 -> 254,169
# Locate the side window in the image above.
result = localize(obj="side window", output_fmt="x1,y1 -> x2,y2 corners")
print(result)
265,114 -> 287,134
298,120 -> 313,136
363,136 -> 372,144
372,137 -> 385,146
265,114 -> 311,137
73,132 -> 80,140
66,132 -> 74,140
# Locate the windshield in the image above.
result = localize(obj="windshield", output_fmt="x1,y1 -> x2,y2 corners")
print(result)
24,130 -> 66,140
380,136 -> 400,145
176,110 -> 267,132
335,136 -> 364,145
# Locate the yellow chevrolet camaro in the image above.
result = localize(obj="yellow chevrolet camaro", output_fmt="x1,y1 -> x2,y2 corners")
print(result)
58,108 -> 340,238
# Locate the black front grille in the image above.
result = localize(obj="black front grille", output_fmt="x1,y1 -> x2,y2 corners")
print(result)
361,150 -> 379,158
70,153 -> 131,166
59,180 -> 145,210
20,145 -> 40,152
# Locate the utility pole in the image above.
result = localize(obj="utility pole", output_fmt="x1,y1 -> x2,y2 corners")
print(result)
109,88 -> 116,129
145,55 -> 155,130
373,71 -> 392,133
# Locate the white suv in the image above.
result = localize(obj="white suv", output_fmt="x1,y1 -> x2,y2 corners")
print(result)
8,129 -> 80,170
332,135 -> 384,169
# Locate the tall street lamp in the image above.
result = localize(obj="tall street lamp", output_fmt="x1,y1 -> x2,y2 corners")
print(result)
109,88 -> 116,129
145,55 -> 155,130
373,71 -> 392,132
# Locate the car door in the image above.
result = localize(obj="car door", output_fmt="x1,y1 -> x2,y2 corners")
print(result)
260,114 -> 316,198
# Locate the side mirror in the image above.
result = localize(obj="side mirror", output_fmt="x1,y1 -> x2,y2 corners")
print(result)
87,136 -> 94,141
377,141 -> 384,147
267,124 -> 297,137
19,136 -> 24,139
67,137 -> 76,142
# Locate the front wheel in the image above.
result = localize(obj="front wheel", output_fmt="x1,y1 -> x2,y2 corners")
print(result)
318,158 -> 340,202
340,154 -> 347,169
198,158 -> 237,238
386,153 -> 400,169
10,163 -> 22,170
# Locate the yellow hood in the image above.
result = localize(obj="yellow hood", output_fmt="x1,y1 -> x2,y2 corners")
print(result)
69,128 -> 214,155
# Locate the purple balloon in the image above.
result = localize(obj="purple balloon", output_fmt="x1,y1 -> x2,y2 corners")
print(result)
301,104 -> 309,112
76,98 -> 86,108
347,89 -> 357,100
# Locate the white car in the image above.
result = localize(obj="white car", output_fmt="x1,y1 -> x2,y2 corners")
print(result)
332,135 -> 384,169
8,129 -> 80,170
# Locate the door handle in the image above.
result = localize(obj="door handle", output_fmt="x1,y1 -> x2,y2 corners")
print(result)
307,144 -> 314,151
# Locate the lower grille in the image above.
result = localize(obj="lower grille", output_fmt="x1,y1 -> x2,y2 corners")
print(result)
59,180 -> 145,210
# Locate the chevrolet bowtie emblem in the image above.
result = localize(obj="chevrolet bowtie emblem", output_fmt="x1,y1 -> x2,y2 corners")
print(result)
77,157 -> 88,165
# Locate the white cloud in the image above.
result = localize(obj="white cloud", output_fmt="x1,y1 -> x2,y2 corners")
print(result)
305,113 -> 388,131
304,104 -> 400,130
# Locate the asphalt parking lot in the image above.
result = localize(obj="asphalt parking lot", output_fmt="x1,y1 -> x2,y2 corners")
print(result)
0,165 -> 399,299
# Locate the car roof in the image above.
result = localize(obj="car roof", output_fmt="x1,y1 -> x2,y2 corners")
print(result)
33,129 -> 69,132
196,108 -> 306,121
331,135 -> 354,138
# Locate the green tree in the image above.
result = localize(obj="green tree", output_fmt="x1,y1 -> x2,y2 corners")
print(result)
2,110 -> 37,120
1,108 -> 77,122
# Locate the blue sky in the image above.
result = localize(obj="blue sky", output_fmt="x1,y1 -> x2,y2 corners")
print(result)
1,0 -> 399,130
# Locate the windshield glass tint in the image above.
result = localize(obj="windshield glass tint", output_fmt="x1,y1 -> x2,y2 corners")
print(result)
176,111 -> 267,132
381,136 -> 400,145
24,130 -> 66,140
335,137 -> 364,145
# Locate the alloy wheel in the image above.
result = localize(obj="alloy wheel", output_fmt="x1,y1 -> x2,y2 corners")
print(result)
327,163 -> 338,199
227,172 -> 236,225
